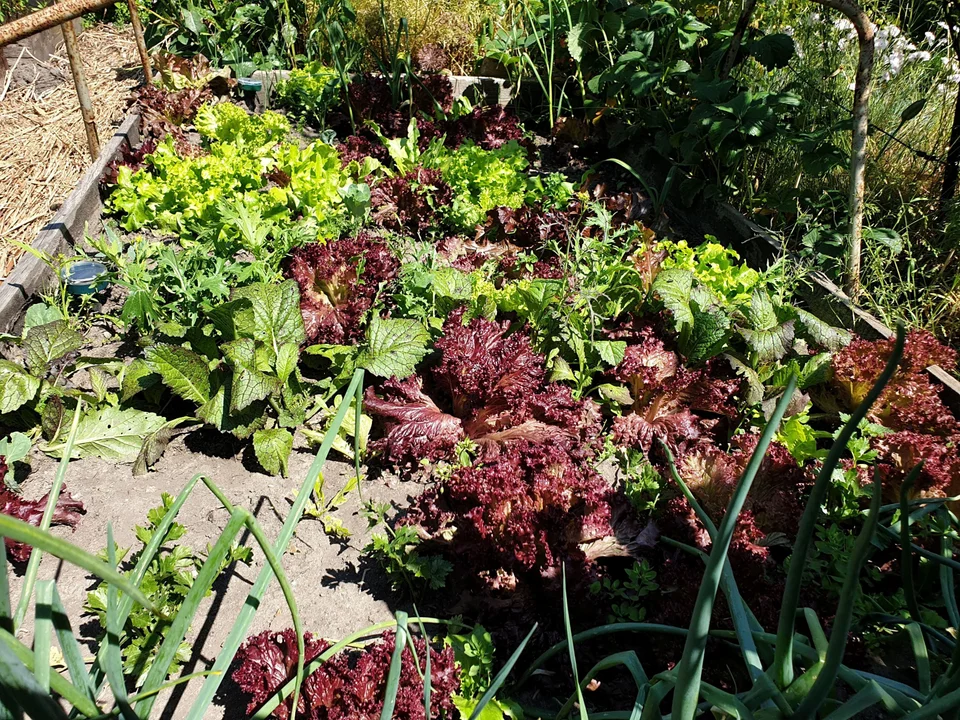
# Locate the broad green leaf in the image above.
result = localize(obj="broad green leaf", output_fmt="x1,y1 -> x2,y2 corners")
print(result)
567,23 -> 586,62
41,395 -> 65,441
433,267 -> 474,300
594,340 -> 627,367
275,343 -> 299,385
745,289 -> 778,331
798,352 -> 834,389
24,321 -> 82,374
741,321 -> 795,364
358,316 -> 430,379
682,291 -> 731,363
223,339 -> 279,413
121,359 -> 161,403
741,290 -> 795,363
652,269 -> 694,328
0,359 -> 41,414
197,382 -> 267,439
794,308 -> 851,352
0,432 -> 31,465
724,354 -> 765,406
231,367 -> 278,414
253,428 -> 293,476
145,345 -> 211,404
863,226 -> 903,254
597,383 -> 634,406
233,280 -> 307,349
23,304 -> 63,333
121,290 -> 158,328
47,406 -> 166,462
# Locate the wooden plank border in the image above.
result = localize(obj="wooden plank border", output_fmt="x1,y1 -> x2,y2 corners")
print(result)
0,113 -> 139,332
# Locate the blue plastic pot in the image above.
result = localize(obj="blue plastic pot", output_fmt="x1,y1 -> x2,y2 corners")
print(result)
61,261 -> 108,295
238,77 -> 263,92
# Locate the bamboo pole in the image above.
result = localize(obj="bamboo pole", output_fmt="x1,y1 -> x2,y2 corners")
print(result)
126,0 -> 152,85
0,0 -> 118,47
61,20 -> 100,159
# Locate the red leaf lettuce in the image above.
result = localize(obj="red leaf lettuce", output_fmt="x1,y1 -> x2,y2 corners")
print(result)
365,309 -> 601,468
286,233 -> 399,345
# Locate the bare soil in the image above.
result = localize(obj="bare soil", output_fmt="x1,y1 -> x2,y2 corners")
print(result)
6,434 -> 415,718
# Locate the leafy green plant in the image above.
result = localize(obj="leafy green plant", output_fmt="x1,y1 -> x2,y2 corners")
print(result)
658,238 -> 762,309
273,62 -> 343,127
300,472 -> 359,538
392,255 -> 498,334
653,264 -> 849,376
497,207 -> 652,394
0,311 -> 172,465
589,559 -> 658,624
426,140 -> 570,231
363,502 -> 452,593
85,494 -> 251,687
131,281 -> 313,475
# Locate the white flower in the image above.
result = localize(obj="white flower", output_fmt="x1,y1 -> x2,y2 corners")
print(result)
925,31 -> 937,46
848,81 -> 856,91
906,50 -> 931,63
888,49 -> 904,75
949,73 -> 960,84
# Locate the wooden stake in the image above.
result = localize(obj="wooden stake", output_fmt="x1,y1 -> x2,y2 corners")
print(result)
61,21 -> 100,160
126,0 -> 152,85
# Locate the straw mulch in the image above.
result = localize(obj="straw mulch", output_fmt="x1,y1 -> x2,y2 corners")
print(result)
0,24 -> 140,278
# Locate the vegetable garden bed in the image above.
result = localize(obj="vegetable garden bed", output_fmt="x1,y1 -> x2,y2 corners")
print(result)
3,58 -> 960,720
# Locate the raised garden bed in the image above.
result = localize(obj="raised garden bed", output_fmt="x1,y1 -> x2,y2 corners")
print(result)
3,64 -> 960,720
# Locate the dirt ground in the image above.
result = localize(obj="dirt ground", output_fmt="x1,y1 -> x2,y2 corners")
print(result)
6,434 -> 416,718
0,24 -> 140,276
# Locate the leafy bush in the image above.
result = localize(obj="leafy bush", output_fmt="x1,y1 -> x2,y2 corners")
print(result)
658,239 -> 762,309
195,103 -> 290,147
426,140 -> 562,231
109,137 -> 266,234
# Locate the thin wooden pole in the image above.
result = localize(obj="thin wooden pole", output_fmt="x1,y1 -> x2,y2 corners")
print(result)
811,0 -> 875,298
61,21 -> 100,160
126,0 -> 152,85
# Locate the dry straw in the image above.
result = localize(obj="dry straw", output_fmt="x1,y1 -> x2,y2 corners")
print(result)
0,24 -> 139,277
